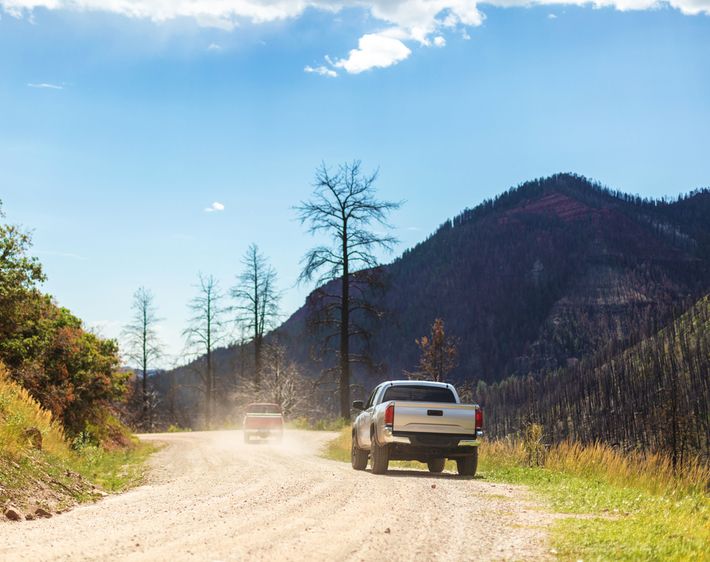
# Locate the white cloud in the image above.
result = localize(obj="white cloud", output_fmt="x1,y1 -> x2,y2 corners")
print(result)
27,82 -> 63,89
4,1 -> 710,74
304,64 -> 338,77
548,12 -> 558,17
333,31 -> 412,74
207,42 -> 222,51
204,201 -> 225,212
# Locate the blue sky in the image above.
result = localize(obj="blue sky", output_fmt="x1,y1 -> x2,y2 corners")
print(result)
1,1 -> 709,366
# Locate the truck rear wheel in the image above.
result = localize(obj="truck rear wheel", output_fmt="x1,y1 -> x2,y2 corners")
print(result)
456,448 -> 478,477
370,432 -> 389,475
351,432 -> 369,471
427,458 -> 446,473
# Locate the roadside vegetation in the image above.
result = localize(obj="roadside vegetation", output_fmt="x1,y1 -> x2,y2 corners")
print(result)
0,366 -> 155,519
289,417 -> 350,432
0,201 -> 154,520
324,427 -> 710,561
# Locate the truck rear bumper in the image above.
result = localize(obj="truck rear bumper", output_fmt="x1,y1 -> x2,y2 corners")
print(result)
244,428 -> 283,437
381,426 -> 482,448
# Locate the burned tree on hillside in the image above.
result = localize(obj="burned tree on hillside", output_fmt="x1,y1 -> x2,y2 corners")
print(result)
296,160 -> 401,418
122,286 -> 163,429
231,244 -> 280,389
414,318 -> 459,382
260,342 -> 308,418
183,274 -> 227,429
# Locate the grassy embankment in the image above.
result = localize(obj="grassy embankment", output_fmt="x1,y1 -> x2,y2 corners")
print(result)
324,428 -> 710,561
289,417 -> 350,431
0,368 -> 155,518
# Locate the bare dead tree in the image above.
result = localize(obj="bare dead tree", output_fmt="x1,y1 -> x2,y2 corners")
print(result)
183,274 -> 227,429
296,160 -> 402,418
122,287 -> 163,430
231,244 -> 280,389
260,342 -> 308,418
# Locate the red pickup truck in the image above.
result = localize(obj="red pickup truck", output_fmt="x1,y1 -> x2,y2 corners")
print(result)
243,403 -> 284,443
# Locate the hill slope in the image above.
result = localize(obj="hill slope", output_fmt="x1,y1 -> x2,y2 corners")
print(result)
481,293 -> 710,459
276,173 -> 710,381
158,174 -> 710,424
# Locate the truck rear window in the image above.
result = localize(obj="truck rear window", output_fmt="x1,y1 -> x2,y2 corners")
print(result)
246,404 -> 282,414
382,386 -> 456,403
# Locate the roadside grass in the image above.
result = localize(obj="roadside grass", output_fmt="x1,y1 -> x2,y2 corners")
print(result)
323,426 -> 351,462
481,439 -> 710,561
324,427 -> 710,561
0,366 -> 155,516
166,424 -> 192,433
69,439 -> 157,493
289,417 -> 350,432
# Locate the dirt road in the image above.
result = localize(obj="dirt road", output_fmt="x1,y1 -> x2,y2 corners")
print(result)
0,430 -> 554,561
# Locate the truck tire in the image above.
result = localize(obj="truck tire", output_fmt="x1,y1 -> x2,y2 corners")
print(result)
427,458 -> 446,473
370,431 -> 390,475
351,432 -> 369,471
456,448 -> 478,477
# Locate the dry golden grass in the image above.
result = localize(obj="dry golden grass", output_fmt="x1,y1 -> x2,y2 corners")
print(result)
0,364 -> 73,462
1,363 -> 155,515
481,435 -> 710,497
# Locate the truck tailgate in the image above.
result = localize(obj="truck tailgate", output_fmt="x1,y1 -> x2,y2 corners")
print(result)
392,401 -> 477,435
244,413 -> 283,429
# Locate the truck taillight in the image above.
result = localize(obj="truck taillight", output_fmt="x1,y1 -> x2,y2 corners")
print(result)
475,408 -> 483,430
384,403 -> 395,426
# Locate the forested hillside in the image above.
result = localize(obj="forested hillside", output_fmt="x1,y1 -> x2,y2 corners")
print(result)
480,294 -> 710,462
157,173 -> 710,431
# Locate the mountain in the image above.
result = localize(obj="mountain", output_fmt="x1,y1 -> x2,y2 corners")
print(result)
156,173 -> 710,424
275,173 -> 710,381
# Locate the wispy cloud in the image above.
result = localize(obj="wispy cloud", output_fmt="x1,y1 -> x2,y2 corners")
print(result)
27,82 -> 63,90
5,1 -> 710,75
204,201 -> 225,213
36,250 -> 88,260
304,65 -> 338,78
207,42 -> 222,51
548,13 -> 558,19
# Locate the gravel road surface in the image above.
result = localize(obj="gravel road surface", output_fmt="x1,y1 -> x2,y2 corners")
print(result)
0,430 -> 554,561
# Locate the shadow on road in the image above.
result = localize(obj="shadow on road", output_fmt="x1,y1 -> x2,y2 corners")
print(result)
370,468 -> 484,481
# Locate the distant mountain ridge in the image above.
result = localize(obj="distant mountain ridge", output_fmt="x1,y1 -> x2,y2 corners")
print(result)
157,173 -> 710,423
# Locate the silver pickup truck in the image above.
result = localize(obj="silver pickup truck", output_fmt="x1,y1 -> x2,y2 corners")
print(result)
351,380 -> 483,476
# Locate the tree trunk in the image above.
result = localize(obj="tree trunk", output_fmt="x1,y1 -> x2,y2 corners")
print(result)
142,309 -> 149,428
254,268 -> 261,389
339,224 -> 350,419
206,296 -> 213,429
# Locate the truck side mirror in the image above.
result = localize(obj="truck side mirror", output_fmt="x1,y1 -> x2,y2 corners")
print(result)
352,400 -> 364,411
